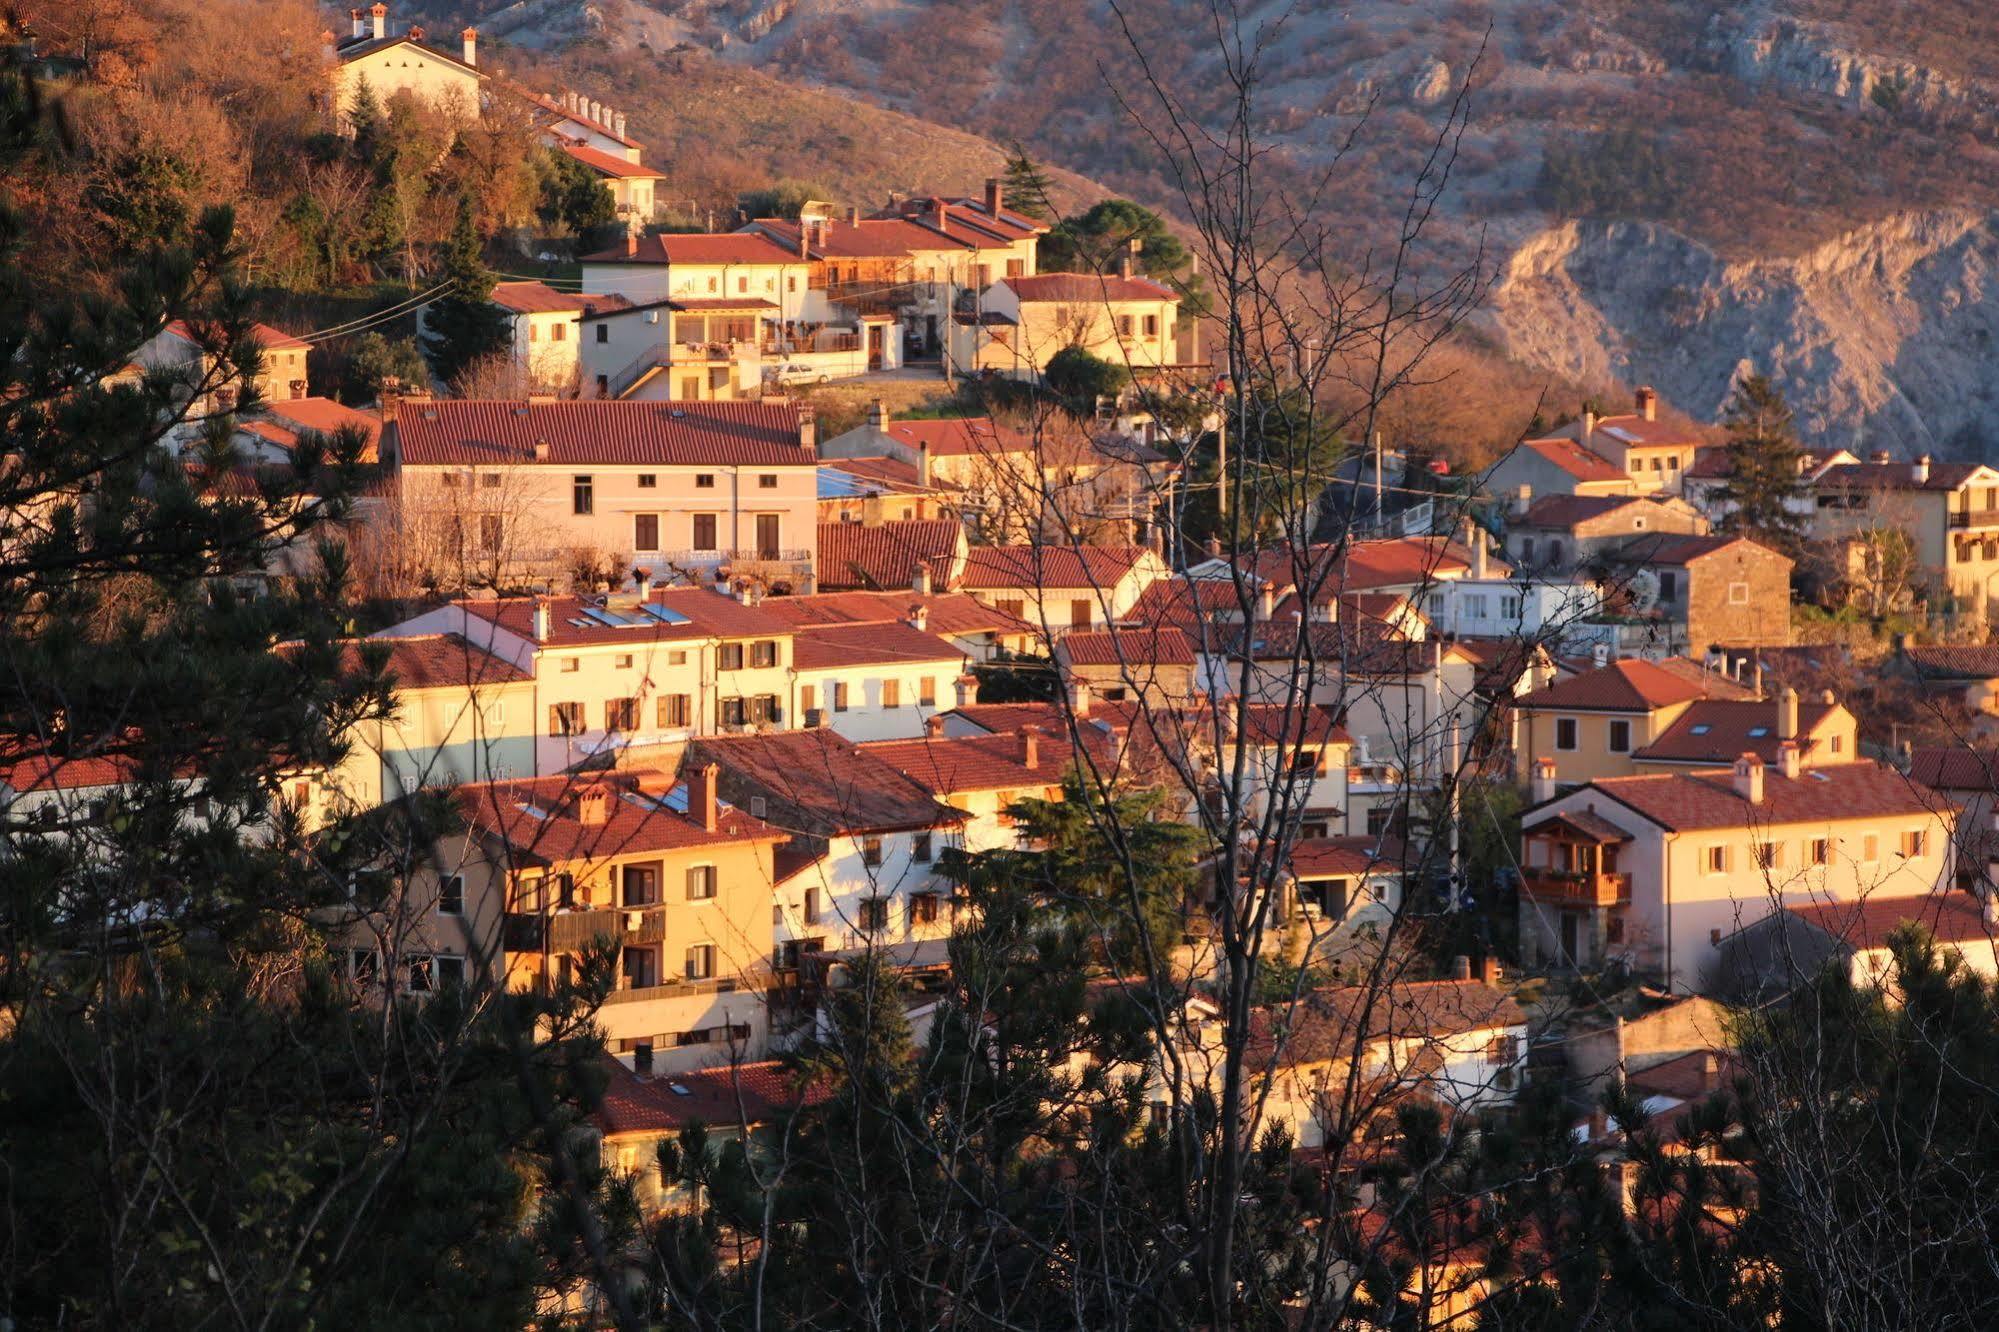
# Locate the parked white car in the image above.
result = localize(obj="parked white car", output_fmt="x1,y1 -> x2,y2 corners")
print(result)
763,362 -> 830,386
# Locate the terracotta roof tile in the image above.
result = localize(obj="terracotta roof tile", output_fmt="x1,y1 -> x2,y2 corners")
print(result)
1903,645 -> 1999,679
555,137 -> 664,180
1908,746 -> 1999,791
1518,659 -> 1714,712
882,416 -> 1033,458
582,232 -> 802,265
164,319 -> 309,352
960,545 -> 1156,590
689,730 -> 964,835
1516,493 -> 1645,529
394,400 -> 809,467
1289,834 -> 1409,879
1783,892 -> 1996,951
596,1057 -> 831,1137
816,520 -> 962,592
757,590 -> 1025,637
455,590 -> 791,648
790,622 -> 965,671
1520,437 -> 1626,482
1819,460 -> 1990,492
859,732 -> 1068,794
455,770 -> 782,865
333,634 -> 531,690
1248,979 -> 1526,1067
1002,272 -> 1177,303
488,280 -> 631,316
1551,414 -> 1702,449
1618,533 -> 1783,567
1056,625 -> 1195,668
1586,761 -> 1939,832
1633,698 -> 1840,765
247,397 -> 383,461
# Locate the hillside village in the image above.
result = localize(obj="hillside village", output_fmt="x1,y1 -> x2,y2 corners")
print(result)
8,4 -> 1999,1328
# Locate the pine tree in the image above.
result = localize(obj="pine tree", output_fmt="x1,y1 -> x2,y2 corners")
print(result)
1000,144 -> 1055,221
420,195 -> 510,387
1714,372 -> 1810,552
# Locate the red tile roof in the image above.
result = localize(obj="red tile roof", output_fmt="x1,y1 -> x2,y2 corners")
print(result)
455,770 -> 782,867
456,590 -> 792,648
1908,746 -> 1999,791
1627,1049 -> 1741,1101
876,197 -> 1047,247
1128,578 -> 1255,631
555,137 -> 664,180
245,397 -> 383,461
1289,834 -> 1409,879
749,216 -> 960,259
393,400 -> 809,467
823,455 -> 924,492
521,91 -> 644,150
860,732 -> 1069,795
1819,460 -> 1990,492
596,1057 -> 832,1138
1902,645 -> 1999,679
1585,761 -> 1939,832
0,742 -> 160,794
1784,892 -> 1997,951
790,622 -> 966,672
163,319 -> 309,352
582,232 -> 802,265
1248,979 -> 1526,1067
1002,272 -> 1178,304
1516,494 -> 1645,529
1056,625 -> 1195,668
1225,538 -> 1490,601
816,520 -> 962,592
757,590 -> 1026,638
334,634 -> 531,690
1552,414 -> 1703,449
1517,659 -> 1714,712
1623,533 -> 1781,567
960,545 -> 1155,591
881,416 -> 1033,458
689,729 -> 964,835
1645,657 -> 1759,699
1520,437 -> 1626,483
1633,698 -> 1840,765
488,280 -> 631,316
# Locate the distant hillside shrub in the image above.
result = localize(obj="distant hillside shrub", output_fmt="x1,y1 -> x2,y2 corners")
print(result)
1536,128 -> 1680,219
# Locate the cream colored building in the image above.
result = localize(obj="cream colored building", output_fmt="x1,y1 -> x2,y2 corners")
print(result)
950,267 -> 1183,380
959,544 -> 1167,637
327,6 -> 486,128
1520,753 -> 1953,992
1811,455 -> 1999,619
487,282 -> 632,395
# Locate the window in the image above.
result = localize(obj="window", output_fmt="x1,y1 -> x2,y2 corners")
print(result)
719,643 -> 745,671
909,893 -> 940,926
549,702 -> 584,736
1519,537 -> 1535,560
668,650 -> 686,665
1755,840 -> 1781,869
481,472 -> 500,489
1608,720 -> 1631,754
478,514 -> 503,552
1831,735 -> 1844,754
595,374 -> 609,396
1005,258 -> 1025,277
619,865 -> 659,908
349,949 -> 379,985
756,513 -> 780,557
1728,581 -> 1750,605
1705,846 -> 1729,874
1606,915 -> 1625,944
1658,571 -> 1677,601
685,944 -> 716,980
561,657 -> 579,673
1811,838 -> 1831,866
862,835 -> 884,867
719,697 -> 748,726
1555,718 -> 1579,751
1501,595 -> 1522,619
1069,598 -> 1092,627
658,694 -> 691,728
638,473 -> 657,488
573,475 -> 594,515
748,694 -> 778,724
435,955 -> 466,989
693,513 -> 718,551
882,680 -> 901,709
913,831 -> 933,863
695,473 -> 716,489
407,955 -> 435,993
1485,1035 -> 1518,1067
800,684 -> 817,715
438,875 -> 464,916
685,865 -> 717,900
833,681 -> 850,712
529,324 -> 538,343
804,886 -> 820,924
1366,806 -> 1393,837
1118,314 -> 1134,336
595,323 -> 608,343
1143,313 -> 1159,337
751,640 -> 778,669
706,276 -> 718,292
858,897 -> 889,932
604,697 -> 639,732
441,472 -> 462,488
919,676 -> 936,707
737,275 -> 748,293
1862,833 -> 1880,862
787,275 -> 797,292
552,322 -> 566,342
1901,829 -> 1928,857
634,514 -> 659,551
615,654 -> 633,669
758,474 -> 778,489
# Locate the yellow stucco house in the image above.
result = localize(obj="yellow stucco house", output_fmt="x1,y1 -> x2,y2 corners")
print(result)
328,5 -> 486,128
950,267 -> 1183,380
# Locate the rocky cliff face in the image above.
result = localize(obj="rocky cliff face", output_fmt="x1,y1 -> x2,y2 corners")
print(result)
1485,211 -> 1999,457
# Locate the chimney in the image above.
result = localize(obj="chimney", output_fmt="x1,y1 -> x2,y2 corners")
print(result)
1777,684 -> 1798,740
1775,739 -> 1801,781
1581,408 -> 1597,442
532,600 -> 551,642
1070,678 -> 1091,717
1472,533 -> 1489,581
1751,658 -> 1764,700
913,565 -> 932,596
861,494 -> 885,528
576,786 -> 611,826
984,177 -> 1003,216
797,405 -> 816,453
625,231 -> 638,258
1872,449 -> 1892,465
1118,253 -> 1136,280
1511,483 -> 1533,518
351,8 -> 366,39
370,2 -> 386,40
1702,1051 -> 1720,1090
1592,642 -> 1610,669
1480,955 -> 1502,986
1531,756 -> 1557,804
460,26 -> 476,65
588,98 -> 602,124
615,111 -> 627,139
533,439 -> 551,461
910,604 -> 929,632
932,198 -> 948,229
1451,954 -> 1472,982
925,714 -> 946,738
1913,454 -> 1932,485
633,568 -> 652,600
1635,385 -> 1658,421
1257,584 -> 1275,622
633,1041 -> 653,1076
868,398 -> 890,432
916,441 -> 931,489
1021,727 -> 1039,770
687,762 -> 719,832
1734,753 -> 1765,804
955,672 -> 978,708
847,205 -> 861,225
1204,537 -> 1221,560
1820,688 -> 1835,706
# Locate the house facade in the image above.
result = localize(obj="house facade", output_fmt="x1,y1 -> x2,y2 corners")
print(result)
1811,455 -> 1999,619
328,6 -> 485,127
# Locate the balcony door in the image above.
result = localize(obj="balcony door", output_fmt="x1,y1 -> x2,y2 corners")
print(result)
1559,912 -> 1579,967
756,513 -> 781,559
621,865 -> 659,908
621,945 -> 660,990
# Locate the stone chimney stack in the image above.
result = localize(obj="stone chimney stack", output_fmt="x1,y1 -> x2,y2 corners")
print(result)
461,26 -> 476,65
1734,753 -> 1765,804
909,604 -> 929,633
1777,684 -> 1798,740
916,441 -> 931,489
1581,408 -> 1597,442
1913,454 -> 1932,485
868,398 -> 890,432
797,404 -> 816,453
985,177 -> 1004,216
351,9 -> 366,39
1775,739 -> 1802,781
1480,955 -> 1502,986
1635,385 -> 1658,421
926,714 -> 946,738
1531,756 -> 1557,805
615,111 -> 628,139
955,672 -> 978,708
1070,678 -> 1091,717
370,2 -> 387,40
1021,727 -> 1040,770
532,600 -> 551,642
1118,253 -> 1136,280
1472,532 -> 1489,580
913,565 -> 932,597
576,785 -> 611,827
687,763 -> 719,832
1257,584 -> 1275,622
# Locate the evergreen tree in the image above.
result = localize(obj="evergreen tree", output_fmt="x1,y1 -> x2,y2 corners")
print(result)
1714,372 -> 1810,552
537,147 -> 619,242
1000,144 -> 1056,221
420,195 -> 510,386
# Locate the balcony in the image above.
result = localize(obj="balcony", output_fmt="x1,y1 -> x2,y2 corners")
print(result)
506,904 -> 670,952
603,976 -> 741,1006
1521,869 -> 1630,908
647,546 -> 814,571
1949,507 -> 1999,529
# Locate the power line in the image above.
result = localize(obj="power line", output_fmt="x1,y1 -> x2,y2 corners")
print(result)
296,283 -> 453,343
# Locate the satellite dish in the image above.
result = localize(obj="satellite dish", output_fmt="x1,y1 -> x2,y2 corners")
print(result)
1627,568 -> 1661,614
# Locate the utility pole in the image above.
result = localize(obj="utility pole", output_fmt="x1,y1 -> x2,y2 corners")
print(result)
1373,428 -> 1384,532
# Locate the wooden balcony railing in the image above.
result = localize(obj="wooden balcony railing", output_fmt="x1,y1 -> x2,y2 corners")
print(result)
1520,869 -> 1630,908
1949,507 -> 1999,529
506,905 -> 669,952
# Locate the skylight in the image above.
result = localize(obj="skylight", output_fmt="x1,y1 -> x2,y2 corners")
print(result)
1748,726 -> 1770,738
1689,724 -> 1711,735
638,603 -> 692,626
514,802 -> 549,820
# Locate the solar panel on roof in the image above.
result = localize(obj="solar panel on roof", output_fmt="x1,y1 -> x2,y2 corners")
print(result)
581,606 -> 640,628
638,603 -> 691,625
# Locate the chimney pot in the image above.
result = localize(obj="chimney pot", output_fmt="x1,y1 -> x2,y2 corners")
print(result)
1734,753 -> 1765,804
1021,727 -> 1039,770
1913,454 -> 1932,485
1531,756 -> 1557,804
1872,449 -> 1892,465
1480,955 -> 1502,986
576,786 -> 611,826
797,404 -> 816,453
1069,678 -> 1091,717
614,111 -> 628,138
984,176 -> 1003,216
913,565 -> 932,597
1581,408 -> 1597,441
1635,385 -> 1658,421
532,600 -> 551,642
351,9 -> 366,39
925,714 -> 946,738
955,672 -> 978,709
1118,254 -> 1135,280
1451,954 -> 1472,982
910,604 -> 929,632
1511,483 -> 1533,517
688,762 -> 719,832
458,26 -> 477,63
868,398 -> 890,431
625,230 -> 638,257
370,2 -> 386,40
1777,684 -> 1798,741
1776,739 -> 1801,781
